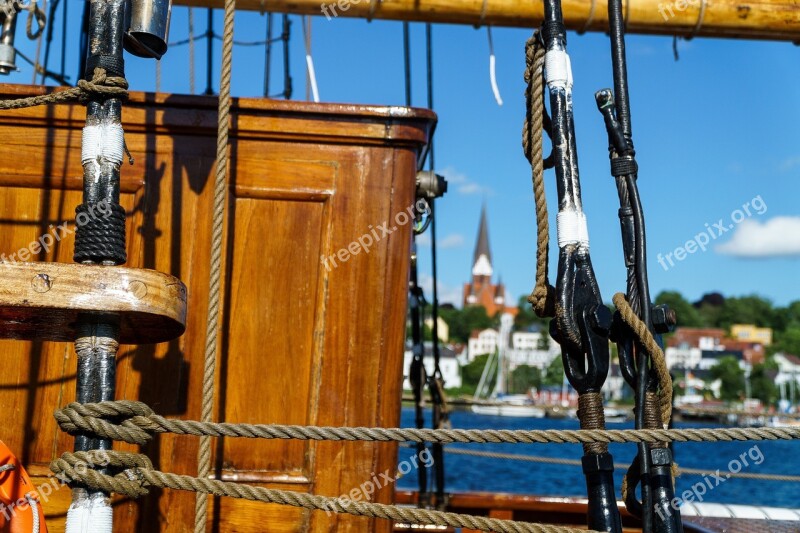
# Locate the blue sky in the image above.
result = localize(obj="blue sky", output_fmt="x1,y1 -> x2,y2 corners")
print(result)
9,7 -> 800,307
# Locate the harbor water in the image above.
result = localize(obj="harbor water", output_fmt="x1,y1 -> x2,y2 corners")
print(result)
398,407 -> 799,508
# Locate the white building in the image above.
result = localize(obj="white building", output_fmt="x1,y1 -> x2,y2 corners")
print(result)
512,331 -> 544,351
403,342 -> 462,390
467,327 -> 560,370
467,328 -> 500,362
665,345 -> 703,370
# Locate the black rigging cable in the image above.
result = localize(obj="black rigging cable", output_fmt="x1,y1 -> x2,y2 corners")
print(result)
205,8 -> 213,95
281,15 -> 292,99
404,22 -> 430,510
60,0 -> 66,81
425,22 -> 448,511
41,0 -> 60,84
77,0 -> 88,81
264,13 -> 273,97
596,0 -> 682,530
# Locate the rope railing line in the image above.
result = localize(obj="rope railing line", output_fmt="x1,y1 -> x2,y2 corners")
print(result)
426,446 -> 800,483
0,67 -> 127,110
50,451 -> 594,533
54,401 -> 800,447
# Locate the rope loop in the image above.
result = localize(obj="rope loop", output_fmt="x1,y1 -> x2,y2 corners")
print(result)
51,451 -> 151,498
613,292 -> 672,427
25,0 -> 47,40
523,32 -> 556,319
77,68 -> 130,101
54,400 -> 154,446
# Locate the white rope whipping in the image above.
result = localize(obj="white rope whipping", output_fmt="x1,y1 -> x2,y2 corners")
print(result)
544,49 -> 572,91
556,210 -> 589,249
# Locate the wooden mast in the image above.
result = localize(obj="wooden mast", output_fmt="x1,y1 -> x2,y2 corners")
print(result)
172,0 -> 800,41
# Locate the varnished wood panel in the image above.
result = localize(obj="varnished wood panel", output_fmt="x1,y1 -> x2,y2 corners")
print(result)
0,85 -> 434,532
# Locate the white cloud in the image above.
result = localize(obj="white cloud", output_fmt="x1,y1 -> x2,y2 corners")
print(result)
437,234 -> 465,249
780,156 -> 800,173
440,166 -> 490,196
716,217 -> 800,258
458,183 -> 482,195
414,233 -> 463,249
415,234 -> 431,247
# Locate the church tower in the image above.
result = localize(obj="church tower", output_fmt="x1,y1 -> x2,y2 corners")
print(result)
462,205 -> 516,316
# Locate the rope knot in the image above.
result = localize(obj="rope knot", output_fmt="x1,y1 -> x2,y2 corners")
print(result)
54,400 -> 154,445
50,451 -> 152,498
77,68 -> 130,101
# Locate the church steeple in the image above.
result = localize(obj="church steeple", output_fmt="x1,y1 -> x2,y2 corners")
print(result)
472,204 -> 493,278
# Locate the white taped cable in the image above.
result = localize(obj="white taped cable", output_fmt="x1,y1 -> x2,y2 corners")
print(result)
557,210 -> 590,249
81,125 -> 102,166
101,123 -> 125,166
544,49 -> 571,90
65,493 -> 113,533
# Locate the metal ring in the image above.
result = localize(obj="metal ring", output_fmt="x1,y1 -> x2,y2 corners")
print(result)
688,0 -> 706,39
577,0 -> 597,35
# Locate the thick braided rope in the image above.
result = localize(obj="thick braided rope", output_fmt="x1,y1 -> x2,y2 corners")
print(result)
522,33 -> 555,319
195,0 -> 236,530
436,447 -> 800,482
0,68 -> 128,110
54,401 -> 800,446
51,451 -> 592,533
613,292 -> 672,427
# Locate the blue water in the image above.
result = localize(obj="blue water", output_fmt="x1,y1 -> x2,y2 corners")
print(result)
397,407 -> 800,508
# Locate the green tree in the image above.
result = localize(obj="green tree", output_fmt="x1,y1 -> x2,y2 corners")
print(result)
709,356 -> 745,401
771,327 -> 800,356
439,306 -> 493,343
543,355 -> 564,386
509,365 -> 542,394
514,295 -> 549,331
455,353 -> 491,396
718,295 -> 776,330
750,359 -> 779,405
655,291 -> 702,328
